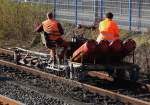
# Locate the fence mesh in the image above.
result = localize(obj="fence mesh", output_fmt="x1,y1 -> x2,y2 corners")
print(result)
13,0 -> 150,31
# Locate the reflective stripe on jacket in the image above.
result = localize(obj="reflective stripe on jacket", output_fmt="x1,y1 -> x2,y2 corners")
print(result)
98,18 -> 119,41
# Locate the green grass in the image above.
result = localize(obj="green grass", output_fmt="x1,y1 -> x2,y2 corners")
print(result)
1,0 -> 149,48
0,0 -> 51,46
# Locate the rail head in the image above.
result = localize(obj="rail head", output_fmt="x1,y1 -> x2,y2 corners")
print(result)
82,84 -> 150,105
0,94 -> 24,105
0,48 -> 15,57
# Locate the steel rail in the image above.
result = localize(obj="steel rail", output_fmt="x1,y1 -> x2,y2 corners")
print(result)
0,94 -> 24,105
15,47 -> 50,56
0,60 -> 150,105
0,48 -> 15,57
0,48 -> 50,58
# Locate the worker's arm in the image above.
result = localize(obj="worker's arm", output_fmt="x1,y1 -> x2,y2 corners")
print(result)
35,24 -> 43,32
57,23 -> 64,35
99,22 -> 107,34
114,23 -> 119,38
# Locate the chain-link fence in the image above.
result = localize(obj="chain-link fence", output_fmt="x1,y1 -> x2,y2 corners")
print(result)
14,0 -> 150,31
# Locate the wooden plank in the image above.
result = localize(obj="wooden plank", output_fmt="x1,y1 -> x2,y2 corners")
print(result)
87,71 -> 114,81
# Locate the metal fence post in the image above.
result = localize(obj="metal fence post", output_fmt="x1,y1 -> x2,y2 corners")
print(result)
53,0 -> 56,19
100,0 -> 104,21
94,0 -> 99,21
137,0 -> 141,31
119,1 -> 122,16
75,0 -> 78,25
128,0 -> 132,31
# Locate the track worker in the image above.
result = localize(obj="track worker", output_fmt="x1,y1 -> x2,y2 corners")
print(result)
96,12 -> 120,43
35,12 -> 68,63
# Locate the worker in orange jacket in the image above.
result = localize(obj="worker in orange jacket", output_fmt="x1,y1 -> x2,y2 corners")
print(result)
97,12 -> 120,43
35,12 -> 68,63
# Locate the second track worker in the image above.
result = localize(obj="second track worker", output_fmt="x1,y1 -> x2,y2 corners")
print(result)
96,12 -> 120,43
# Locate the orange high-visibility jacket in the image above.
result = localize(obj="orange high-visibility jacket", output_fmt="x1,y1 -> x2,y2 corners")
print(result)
97,18 -> 119,41
42,19 -> 63,40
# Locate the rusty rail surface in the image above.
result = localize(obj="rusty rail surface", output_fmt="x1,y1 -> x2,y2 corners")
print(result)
0,94 -> 24,105
0,60 -> 150,105
0,48 -> 15,57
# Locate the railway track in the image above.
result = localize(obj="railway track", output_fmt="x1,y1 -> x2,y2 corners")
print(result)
0,60 -> 122,105
0,94 -> 23,105
0,59 -> 150,105
0,48 -> 150,105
